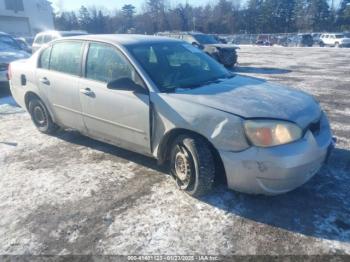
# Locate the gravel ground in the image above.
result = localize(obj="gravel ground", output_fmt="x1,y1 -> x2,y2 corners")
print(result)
0,46 -> 349,256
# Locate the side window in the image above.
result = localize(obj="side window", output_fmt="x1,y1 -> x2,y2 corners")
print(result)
43,34 -> 52,44
86,43 -> 138,84
34,35 -> 43,44
39,46 -> 51,69
50,41 -> 83,76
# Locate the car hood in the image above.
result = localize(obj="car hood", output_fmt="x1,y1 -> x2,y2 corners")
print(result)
168,75 -> 321,128
0,49 -> 30,64
204,43 -> 239,49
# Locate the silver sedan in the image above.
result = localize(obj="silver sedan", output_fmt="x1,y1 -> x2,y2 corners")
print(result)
9,34 -> 335,196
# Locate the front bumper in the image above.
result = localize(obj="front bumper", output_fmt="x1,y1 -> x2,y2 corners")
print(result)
219,113 -> 334,195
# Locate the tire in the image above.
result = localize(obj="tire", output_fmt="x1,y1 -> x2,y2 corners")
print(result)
319,42 -> 324,47
335,42 -> 340,48
28,98 -> 58,134
169,135 -> 215,197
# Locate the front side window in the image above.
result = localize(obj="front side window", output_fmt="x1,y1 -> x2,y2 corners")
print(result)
39,47 -> 51,69
86,43 -> 136,84
128,42 -> 232,92
50,41 -> 83,76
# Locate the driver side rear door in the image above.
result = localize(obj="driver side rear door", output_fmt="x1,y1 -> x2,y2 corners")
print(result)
78,42 -> 151,155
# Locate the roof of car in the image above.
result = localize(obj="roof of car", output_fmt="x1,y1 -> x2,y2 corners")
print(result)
64,34 -> 182,45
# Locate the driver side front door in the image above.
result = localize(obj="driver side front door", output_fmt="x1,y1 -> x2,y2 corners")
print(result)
79,42 -> 151,155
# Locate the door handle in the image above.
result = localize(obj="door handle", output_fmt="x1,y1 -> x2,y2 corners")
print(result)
39,77 -> 50,85
80,88 -> 95,97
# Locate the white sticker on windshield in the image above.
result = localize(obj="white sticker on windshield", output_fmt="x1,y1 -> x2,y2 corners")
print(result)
182,44 -> 202,53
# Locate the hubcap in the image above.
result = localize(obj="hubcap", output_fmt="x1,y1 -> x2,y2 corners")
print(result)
175,152 -> 190,181
33,106 -> 46,126
173,145 -> 193,189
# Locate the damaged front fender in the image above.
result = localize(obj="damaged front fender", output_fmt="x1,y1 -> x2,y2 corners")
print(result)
150,93 -> 250,160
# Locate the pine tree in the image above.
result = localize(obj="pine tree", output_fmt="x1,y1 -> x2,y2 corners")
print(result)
337,0 -> 350,30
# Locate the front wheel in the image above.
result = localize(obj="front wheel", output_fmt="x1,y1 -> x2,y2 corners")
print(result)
28,98 -> 58,134
170,135 -> 215,197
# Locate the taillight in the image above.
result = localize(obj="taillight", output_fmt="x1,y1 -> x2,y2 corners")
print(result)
7,64 -> 11,80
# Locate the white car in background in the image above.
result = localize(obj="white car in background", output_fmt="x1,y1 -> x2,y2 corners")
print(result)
0,32 -> 30,87
32,30 -> 88,53
319,33 -> 350,48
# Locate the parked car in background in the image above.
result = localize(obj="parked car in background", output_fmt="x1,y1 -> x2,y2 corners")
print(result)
311,33 -> 322,44
319,33 -> 350,47
15,37 -> 32,53
157,32 -> 238,67
288,34 -> 314,47
0,32 -> 30,87
32,30 -> 88,53
9,34 -> 335,196
213,35 -> 227,44
255,34 -> 274,46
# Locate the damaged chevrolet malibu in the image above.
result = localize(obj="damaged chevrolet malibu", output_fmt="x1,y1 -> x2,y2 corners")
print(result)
9,35 -> 335,196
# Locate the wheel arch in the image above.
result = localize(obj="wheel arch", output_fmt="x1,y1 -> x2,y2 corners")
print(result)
157,128 -> 227,185
24,91 -> 56,123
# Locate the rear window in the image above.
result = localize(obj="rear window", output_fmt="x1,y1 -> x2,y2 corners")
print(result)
49,41 -> 83,76
61,32 -> 87,37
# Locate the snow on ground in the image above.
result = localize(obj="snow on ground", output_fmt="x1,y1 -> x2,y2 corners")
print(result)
0,46 -> 349,256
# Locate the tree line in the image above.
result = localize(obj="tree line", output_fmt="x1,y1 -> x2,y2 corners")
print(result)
54,0 -> 350,35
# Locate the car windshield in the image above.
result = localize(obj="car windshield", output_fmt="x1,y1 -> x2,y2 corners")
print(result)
193,34 -> 219,44
335,34 -> 345,39
0,35 -> 21,50
127,42 -> 233,92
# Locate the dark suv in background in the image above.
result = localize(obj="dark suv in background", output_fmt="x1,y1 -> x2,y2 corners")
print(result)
157,32 -> 238,67
289,34 -> 314,47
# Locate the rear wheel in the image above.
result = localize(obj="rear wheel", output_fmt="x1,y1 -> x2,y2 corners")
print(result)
28,98 -> 58,134
170,135 -> 215,197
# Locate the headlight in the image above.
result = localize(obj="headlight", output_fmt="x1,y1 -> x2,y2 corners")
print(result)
244,120 -> 302,147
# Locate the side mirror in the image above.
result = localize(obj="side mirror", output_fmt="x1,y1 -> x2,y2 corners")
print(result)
107,78 -> 148,94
